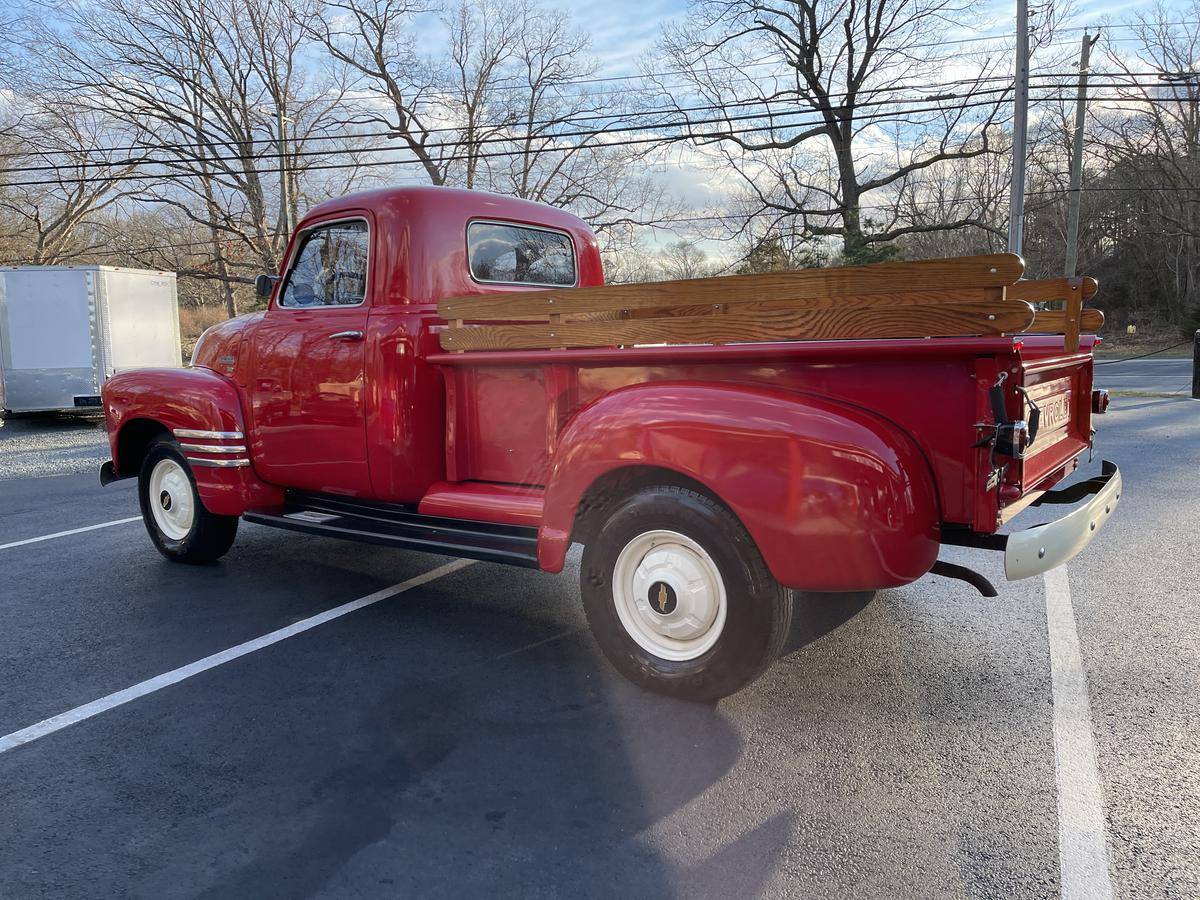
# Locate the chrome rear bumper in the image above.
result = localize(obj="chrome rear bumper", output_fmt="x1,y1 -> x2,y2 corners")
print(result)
1005,461 -> 1121,580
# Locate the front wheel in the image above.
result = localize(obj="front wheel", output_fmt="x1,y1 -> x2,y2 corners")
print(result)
580,485 -> 793,702
138,439 -> 238,564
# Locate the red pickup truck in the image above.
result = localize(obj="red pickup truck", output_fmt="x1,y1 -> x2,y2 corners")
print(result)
100,186 -> 1120,700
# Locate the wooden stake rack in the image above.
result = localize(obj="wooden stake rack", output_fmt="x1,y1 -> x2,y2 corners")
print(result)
438,253 -> 1102,354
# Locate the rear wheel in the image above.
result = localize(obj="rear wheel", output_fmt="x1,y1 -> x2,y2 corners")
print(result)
580,485 -> 793,702
138,439 -> 238,563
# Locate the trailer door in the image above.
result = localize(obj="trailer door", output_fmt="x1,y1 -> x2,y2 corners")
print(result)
0,268 -> 98,412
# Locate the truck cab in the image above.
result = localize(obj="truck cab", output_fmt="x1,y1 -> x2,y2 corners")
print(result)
172,187 -> 602,504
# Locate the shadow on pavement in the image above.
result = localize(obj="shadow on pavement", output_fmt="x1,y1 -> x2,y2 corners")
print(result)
783,590 -> 877,656
0,550 -> 793,899
184,582 -> 780,899
0,410 -> 105,430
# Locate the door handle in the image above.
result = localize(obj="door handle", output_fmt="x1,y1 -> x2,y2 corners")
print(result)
328,330 -> 364,341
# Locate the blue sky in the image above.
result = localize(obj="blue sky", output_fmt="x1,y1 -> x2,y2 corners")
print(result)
564,0 -> 1193,80
3,0 -> 1190,82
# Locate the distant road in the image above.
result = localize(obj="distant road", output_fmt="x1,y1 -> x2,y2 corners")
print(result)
1095,358 -> 1193,395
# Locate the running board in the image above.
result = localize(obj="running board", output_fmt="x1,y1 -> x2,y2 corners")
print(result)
243,491 -> 540,568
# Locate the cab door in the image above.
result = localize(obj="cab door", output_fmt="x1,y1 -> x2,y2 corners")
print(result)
248,216 -> 374,496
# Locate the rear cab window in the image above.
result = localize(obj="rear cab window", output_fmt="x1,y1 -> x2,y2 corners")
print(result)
467,221 -> 576,287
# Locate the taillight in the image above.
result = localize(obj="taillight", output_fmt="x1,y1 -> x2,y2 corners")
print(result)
1092,389 -> 1110,414
995,420 -> 1031,459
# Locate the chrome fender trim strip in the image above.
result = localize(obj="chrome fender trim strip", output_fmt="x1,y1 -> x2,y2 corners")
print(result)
178,443 -> 248,454
186,457 -> 251,468
173,428 -> 244,440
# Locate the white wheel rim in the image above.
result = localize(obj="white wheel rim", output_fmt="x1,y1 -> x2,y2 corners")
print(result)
611,529 -> 728,662
149,457 -> 195,541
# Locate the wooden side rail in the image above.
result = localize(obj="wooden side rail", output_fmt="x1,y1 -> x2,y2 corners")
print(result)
441,301 -> 1037,352
1009,276 -> 1103,351
436,253 -> 1101,353
439,253 -> 1024,321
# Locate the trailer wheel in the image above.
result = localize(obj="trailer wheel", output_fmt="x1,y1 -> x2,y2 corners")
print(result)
138,438 -> 238,564
580,485 -> 793,702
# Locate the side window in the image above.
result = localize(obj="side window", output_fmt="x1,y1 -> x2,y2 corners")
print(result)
280,221 -> 370,308
467,221 -> 576,287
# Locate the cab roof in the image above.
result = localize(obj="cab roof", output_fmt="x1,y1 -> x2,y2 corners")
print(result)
305,185 -> 593,235
297,185 -> 605,304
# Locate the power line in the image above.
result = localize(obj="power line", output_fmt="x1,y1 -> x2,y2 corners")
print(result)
1,86 -> 1033,178
1,67 -> 1188,166
0,69 -> 1067,162
0,91 -> 1034,187
1,16 -> 1194,167
10,74 -> 1187,182
0,85 -> 1010,171
0,87 -> 1181,191
1,75 -> 1193,192
7,78 -> 1188,186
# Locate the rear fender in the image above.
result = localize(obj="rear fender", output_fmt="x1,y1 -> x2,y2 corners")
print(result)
539,382 -> 941,591
102,367 -> 282,515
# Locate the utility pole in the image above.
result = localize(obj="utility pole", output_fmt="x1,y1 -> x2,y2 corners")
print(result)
1065,31 -> 1100,276
276,104 -> 293,238
1008,0 -> 1030,256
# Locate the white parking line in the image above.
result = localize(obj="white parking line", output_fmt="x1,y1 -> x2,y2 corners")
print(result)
0,558 -> 474,755
0,516 -> 141,551
1045,565 -> 1115,900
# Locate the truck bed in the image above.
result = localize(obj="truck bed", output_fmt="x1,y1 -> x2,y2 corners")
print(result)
429,333 -> 1095,533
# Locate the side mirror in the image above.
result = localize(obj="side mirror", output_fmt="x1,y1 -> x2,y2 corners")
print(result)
255,274 -> 279,299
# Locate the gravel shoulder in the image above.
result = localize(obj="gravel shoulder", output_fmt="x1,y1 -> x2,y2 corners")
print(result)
0,414 -> 109,481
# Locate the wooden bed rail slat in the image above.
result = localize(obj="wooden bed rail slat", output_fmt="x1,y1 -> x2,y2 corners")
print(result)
1007,275 -> 1099,303
438,253 -> 1025,321
450,288 -> 1005,325
1063,277 -> 1085,352
1007,276 -> 1101,350
1026,308 -> 1105,334
439,300 -> 1037,352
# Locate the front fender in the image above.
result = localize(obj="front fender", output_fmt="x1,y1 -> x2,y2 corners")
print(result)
539,382 -> 941,591
102,367 -> 282,515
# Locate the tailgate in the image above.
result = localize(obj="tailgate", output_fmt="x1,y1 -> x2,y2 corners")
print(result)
971,345 -> 1095,531
1018,351 -> 1094,489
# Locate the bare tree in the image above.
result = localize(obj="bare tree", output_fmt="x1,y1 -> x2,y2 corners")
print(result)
25,0 -> 361,314
442,0 -> 524,188
488,4 -> 679,237
306,0 -> 455,184
311,0 -> 680,246
894,129 -> 1011,260
0,100 -> 143,264
1089,3 -> 1200,330
654,239 -> 721,278
654,0 -> 1010,261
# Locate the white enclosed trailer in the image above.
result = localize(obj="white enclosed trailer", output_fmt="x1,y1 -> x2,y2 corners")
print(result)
0,265 -> 181,414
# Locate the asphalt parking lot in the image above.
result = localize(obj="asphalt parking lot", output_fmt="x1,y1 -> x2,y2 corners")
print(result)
1,390 -> 1197,899
1095,357 -> 1193,395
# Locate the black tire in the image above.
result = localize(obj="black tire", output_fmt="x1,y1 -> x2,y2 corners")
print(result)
580,485 -> 794,702
138,438 -> 238,564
